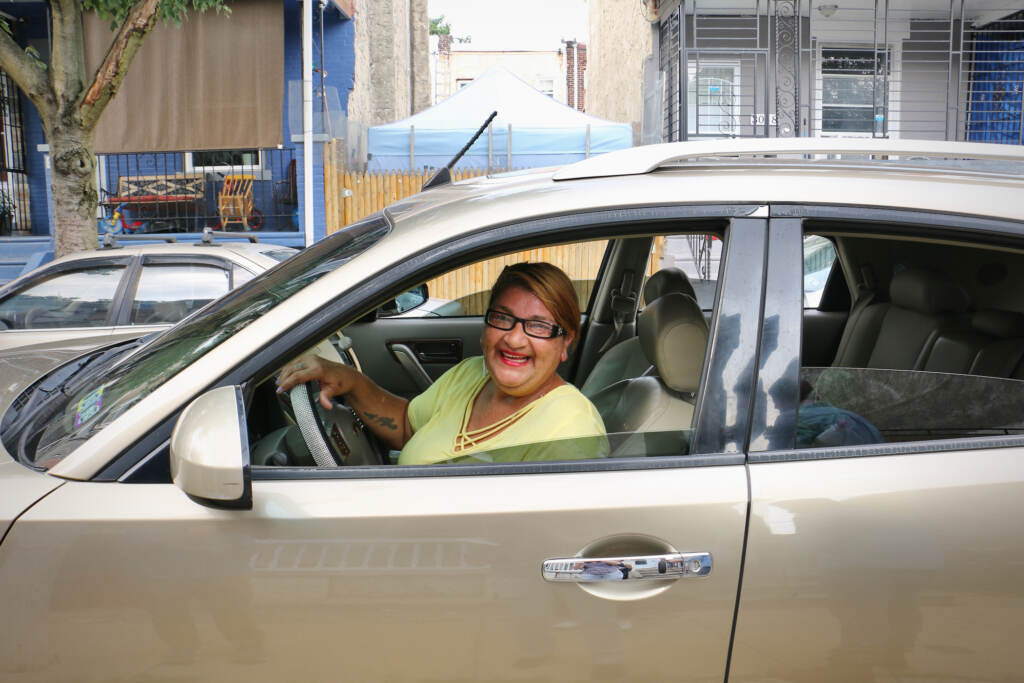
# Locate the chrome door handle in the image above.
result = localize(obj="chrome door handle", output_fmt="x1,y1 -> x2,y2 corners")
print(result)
542,552 -> 711,582
389,343 -> 433,392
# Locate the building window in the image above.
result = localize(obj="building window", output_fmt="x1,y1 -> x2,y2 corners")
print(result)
185,149 -> 262,173
687,62 -> 740,137
537,78 -> 555,97
820,48 -> 890,134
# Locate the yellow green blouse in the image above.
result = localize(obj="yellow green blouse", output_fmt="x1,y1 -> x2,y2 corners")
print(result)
399,357 -> 609,465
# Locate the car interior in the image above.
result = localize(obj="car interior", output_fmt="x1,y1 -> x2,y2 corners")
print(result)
244,229 -> 724,469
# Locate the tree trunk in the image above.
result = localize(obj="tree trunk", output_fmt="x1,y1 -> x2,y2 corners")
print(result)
47,123 -> 98,257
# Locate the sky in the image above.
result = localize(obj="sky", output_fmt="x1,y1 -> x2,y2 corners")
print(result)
428,0 -> 588,52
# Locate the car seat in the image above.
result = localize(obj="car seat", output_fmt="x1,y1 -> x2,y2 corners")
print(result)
588,292 -> 708,456
581,267 -> 697,397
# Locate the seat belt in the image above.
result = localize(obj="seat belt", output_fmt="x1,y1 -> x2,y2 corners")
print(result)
831,264 -> 878,366
599,269 -> 639,353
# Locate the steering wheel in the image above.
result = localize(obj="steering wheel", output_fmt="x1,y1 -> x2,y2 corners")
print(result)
289,381 -> 385,466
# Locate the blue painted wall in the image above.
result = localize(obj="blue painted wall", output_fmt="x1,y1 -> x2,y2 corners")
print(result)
2,0 -> 355,280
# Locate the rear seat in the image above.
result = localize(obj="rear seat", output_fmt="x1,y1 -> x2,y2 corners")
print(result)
832,267 -> 971,370
920,309 -> 1024,377
967,310 -> 1024,378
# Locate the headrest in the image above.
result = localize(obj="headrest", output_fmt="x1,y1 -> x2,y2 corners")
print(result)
972,309 -> 1024,338
638,292 -> 708,393
888,268 -> 970,314
643,267 -> 697,305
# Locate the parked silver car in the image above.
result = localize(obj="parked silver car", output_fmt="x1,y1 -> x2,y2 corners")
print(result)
0,233 -> 298,353
2,139 -> 1024,682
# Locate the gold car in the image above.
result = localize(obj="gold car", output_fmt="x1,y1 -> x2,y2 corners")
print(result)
2,139 -> 1024,682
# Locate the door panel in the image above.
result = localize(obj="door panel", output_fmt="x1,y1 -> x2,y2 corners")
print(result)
731,449 -> 1024,683
0,467 -> 748,681
345,317 -> 484,399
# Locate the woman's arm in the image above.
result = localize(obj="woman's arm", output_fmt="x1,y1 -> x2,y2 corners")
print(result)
277,354 -> 413,450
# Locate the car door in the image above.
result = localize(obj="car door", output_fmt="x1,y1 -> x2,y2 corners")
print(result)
0,256 -> 134,351
729,213 -> 1024,682
0,216 -> 767,681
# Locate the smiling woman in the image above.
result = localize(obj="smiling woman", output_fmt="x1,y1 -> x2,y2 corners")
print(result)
276,262 -> 609,465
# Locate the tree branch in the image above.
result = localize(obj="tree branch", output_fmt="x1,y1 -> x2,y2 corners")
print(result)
49,0 -> 88,113
0,23 -> 52,122
78,0 -> 161,130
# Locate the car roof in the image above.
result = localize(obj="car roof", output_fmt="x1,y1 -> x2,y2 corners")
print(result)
383,139 -> 1024,243
551,137 -> 1024,180
41,240 -> 296,269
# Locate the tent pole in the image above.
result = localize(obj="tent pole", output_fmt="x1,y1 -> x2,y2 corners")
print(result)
586,124 -> 591,158
302,0 -> 314,247
507,124 -> 512,170
410,125 -> 415,171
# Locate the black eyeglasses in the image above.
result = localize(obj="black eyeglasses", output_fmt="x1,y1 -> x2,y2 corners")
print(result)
485,309 -> 565,339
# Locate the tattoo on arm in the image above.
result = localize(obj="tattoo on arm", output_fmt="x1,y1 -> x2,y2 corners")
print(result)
364,412 -> 398,431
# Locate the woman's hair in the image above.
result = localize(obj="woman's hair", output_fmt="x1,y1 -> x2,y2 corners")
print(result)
488,262 -> 580,340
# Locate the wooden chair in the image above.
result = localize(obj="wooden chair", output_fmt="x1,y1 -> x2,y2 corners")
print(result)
217,174 -> 255,230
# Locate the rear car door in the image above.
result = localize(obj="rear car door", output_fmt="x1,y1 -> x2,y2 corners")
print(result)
729,212 -> 1024,682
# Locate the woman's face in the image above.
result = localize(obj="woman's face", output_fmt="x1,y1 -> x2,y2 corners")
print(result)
482,285 -> 573,399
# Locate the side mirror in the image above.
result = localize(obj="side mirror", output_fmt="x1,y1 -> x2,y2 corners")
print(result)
377,284 -> 429,317
170,385 -> 252,509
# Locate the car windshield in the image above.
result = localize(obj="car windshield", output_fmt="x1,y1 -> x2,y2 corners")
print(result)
27,215 -> 389,468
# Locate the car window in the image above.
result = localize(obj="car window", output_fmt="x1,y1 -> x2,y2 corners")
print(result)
420,240 -> 611,317
130,264 -> 232,324
793,230 -> 1024,450
29,215 -> 390,468
803,234 -> 836,308
651,233 -> 720,309
798,367 -> 1024,447
0,266 -> 126,330
250,227 -> 724,471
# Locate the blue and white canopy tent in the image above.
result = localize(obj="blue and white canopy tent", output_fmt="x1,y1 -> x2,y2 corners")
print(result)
367,66 -> 634,172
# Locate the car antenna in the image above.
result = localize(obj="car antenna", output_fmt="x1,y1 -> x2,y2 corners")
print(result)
422,110 -> 498,191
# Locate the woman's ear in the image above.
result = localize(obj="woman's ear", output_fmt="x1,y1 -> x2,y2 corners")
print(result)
560,334 -> 574,362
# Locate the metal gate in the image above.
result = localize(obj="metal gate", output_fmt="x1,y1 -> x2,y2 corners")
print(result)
659,0 -> 1024,144
0,70 -> 31,235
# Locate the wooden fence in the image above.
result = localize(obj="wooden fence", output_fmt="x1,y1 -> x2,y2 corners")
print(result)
323,140 -> 662,312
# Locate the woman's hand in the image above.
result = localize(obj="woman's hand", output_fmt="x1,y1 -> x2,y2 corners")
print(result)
277,352 -> 413,450
276,353 -> 356,410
